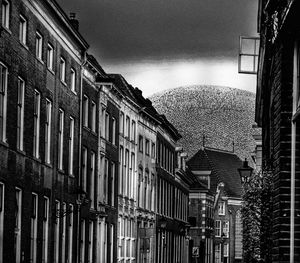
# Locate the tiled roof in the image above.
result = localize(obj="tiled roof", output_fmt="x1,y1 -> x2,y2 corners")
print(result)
187,147 -> 243,198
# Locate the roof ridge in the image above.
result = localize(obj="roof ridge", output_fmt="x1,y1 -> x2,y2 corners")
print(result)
204,146 -> 236,155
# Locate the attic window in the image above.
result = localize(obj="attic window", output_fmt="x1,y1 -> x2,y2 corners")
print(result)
218,201 -> 225,216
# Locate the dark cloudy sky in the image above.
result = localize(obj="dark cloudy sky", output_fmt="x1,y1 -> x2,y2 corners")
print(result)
58,0 -> 259,96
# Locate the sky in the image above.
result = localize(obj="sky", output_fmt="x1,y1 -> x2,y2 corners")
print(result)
58,0 -> 259,97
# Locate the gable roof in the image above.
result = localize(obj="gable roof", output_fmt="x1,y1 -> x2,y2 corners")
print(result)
187,147 -> 243,198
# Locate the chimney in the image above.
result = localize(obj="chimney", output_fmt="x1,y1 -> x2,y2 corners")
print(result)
69,13 -> 79,31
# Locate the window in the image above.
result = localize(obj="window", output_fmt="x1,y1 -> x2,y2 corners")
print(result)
125,150 -> 129,197
88,221 -> 94,263
19,15 -> 27,45
215,243 -> 221,263
223,221 -> 229,238
15,188 -> 22,263
151,142 -> 155,158
90,152 -> 95,208
0,63 -> 7,142
42,197 -> 49,263
17,78 -> 25,151
91,101 -> 96,132
1,0 -> 9,29
35,32 -> 43,60
111,162 -> 115,206
235,211 -> 242,258
145,139 -> 150,155
45,99 -> 52,164
104,158 -> 108,203
125,116 -> 130,138
70,68 -> 76,92
60,57 -> 66,83
69,117 -> 74,175
139,136 -> 143,152
83,95 -> 88,127
47,44 -> 54,71
54,200 -> 60,263
131,120 -> 136,142
112,117 -> 116,144
61,202 -> 66,263
79,220 -> 85,263
110,224 -> 114,263
67,204 -> 74,263
58,109 -> 64,170
224,243 -> 229,258
120,112 -> 124,134
215,220 -> 221,237
0,183 -> 4,262
33,90 -> 40,158
238,36 -> 259,74
30,193 -> 38,263
218,201 -> 225,215
119,146 -> 124,194
82,147 -> 87,192
105,113 -> 109,140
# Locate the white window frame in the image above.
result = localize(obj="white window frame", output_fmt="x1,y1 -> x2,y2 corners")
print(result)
70,68 -> 76,93
131,120 -> 136,142
68,117 -> 74,176
83,95 -> 89,127
215,243 -> 221,263
110,224 -> 114,263
1,0 -> 10,29
60,57 -> 66,83
91,101 -> 96,132
33,90 -> 40,158
120,112 -> 124,135
224,243 -> 229,257
67,204 -> 74,263
223,220 -> 229,238
35,31 -> 43,60
15,188 -> 22,263
215,220 -> 221,237
47,44 -> 54,71
17,77 -> 25,151
19,15 -> 27,45
0,183 -> 4,262
112,117 -> 116,145
42,196 -> 49,263
90,151 -> 95,208
125,116 -> 130,139
82,147 -> 87,192
218,201 -> 225,215
30,193 -> 38,263
54,200 -> 60,263
45,99 -> 52,164
0,63 -> 8,143
58,109 -> 64,170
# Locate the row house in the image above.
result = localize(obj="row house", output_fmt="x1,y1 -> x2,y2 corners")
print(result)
256,0 -> 300,262
0,0 -> 88,263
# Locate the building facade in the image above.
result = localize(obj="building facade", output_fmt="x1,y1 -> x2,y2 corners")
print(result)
256,0 -> 300,262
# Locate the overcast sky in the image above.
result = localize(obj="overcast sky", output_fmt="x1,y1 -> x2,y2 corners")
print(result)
58,0 -> 259,97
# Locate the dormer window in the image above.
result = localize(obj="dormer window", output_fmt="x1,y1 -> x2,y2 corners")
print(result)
218,201 -> 225,216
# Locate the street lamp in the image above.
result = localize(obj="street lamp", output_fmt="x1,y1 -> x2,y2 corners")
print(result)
238,158 -> 253,184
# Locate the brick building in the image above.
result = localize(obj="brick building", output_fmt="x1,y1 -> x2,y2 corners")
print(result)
256,0 -> 300,262
187,148 -> 243,263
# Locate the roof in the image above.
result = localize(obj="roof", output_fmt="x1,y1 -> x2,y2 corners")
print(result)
187,147 -> 243,198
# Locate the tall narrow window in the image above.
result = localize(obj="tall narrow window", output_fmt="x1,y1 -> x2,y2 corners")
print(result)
58,109 -> 64,170
235,211 -> 242,259
223,220 -> 229,238
15,188 -> 22,263
47,44 -> 54,71
61,203 -> 66,263
131,120 -> 136,142
105,113 -> 109,140
54,201 -> 60,263
0,63 -> 8,142
17,78 -> 25,151
42,197 -> 49,263
1,0 -> 9,29
215,220 -> 221,237
83,96 -> 88,127
70,68 -> 76,92
80,220 -> 85,263
45,100 -> 52,164
0,183 -> 4,262
151,142 -> 155,158
69,117 -> 74,175
110,224 -> 114,263
19,15 -> 27,45
125,150 -> 129,197
145,139 -> 150,156
119,146 -> 124,194
111,162 -> 115,206
82,147 -> 87,192
60,57 -> 66,83
139,136 -> 143,152
130,153 -> 135,199
67,204 -> 74,263
120,112 -> 124,134
125,116 -> 130,138
91,101 -> 96,132
90,152 -> 95,208
112,117 -> 116,145
33,90 -> 40,158
30,193 -> 38,263
35,32 -> 43,60
88,221 -> 93,263
104,158 -> 108,203
218,201 -> 225,215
